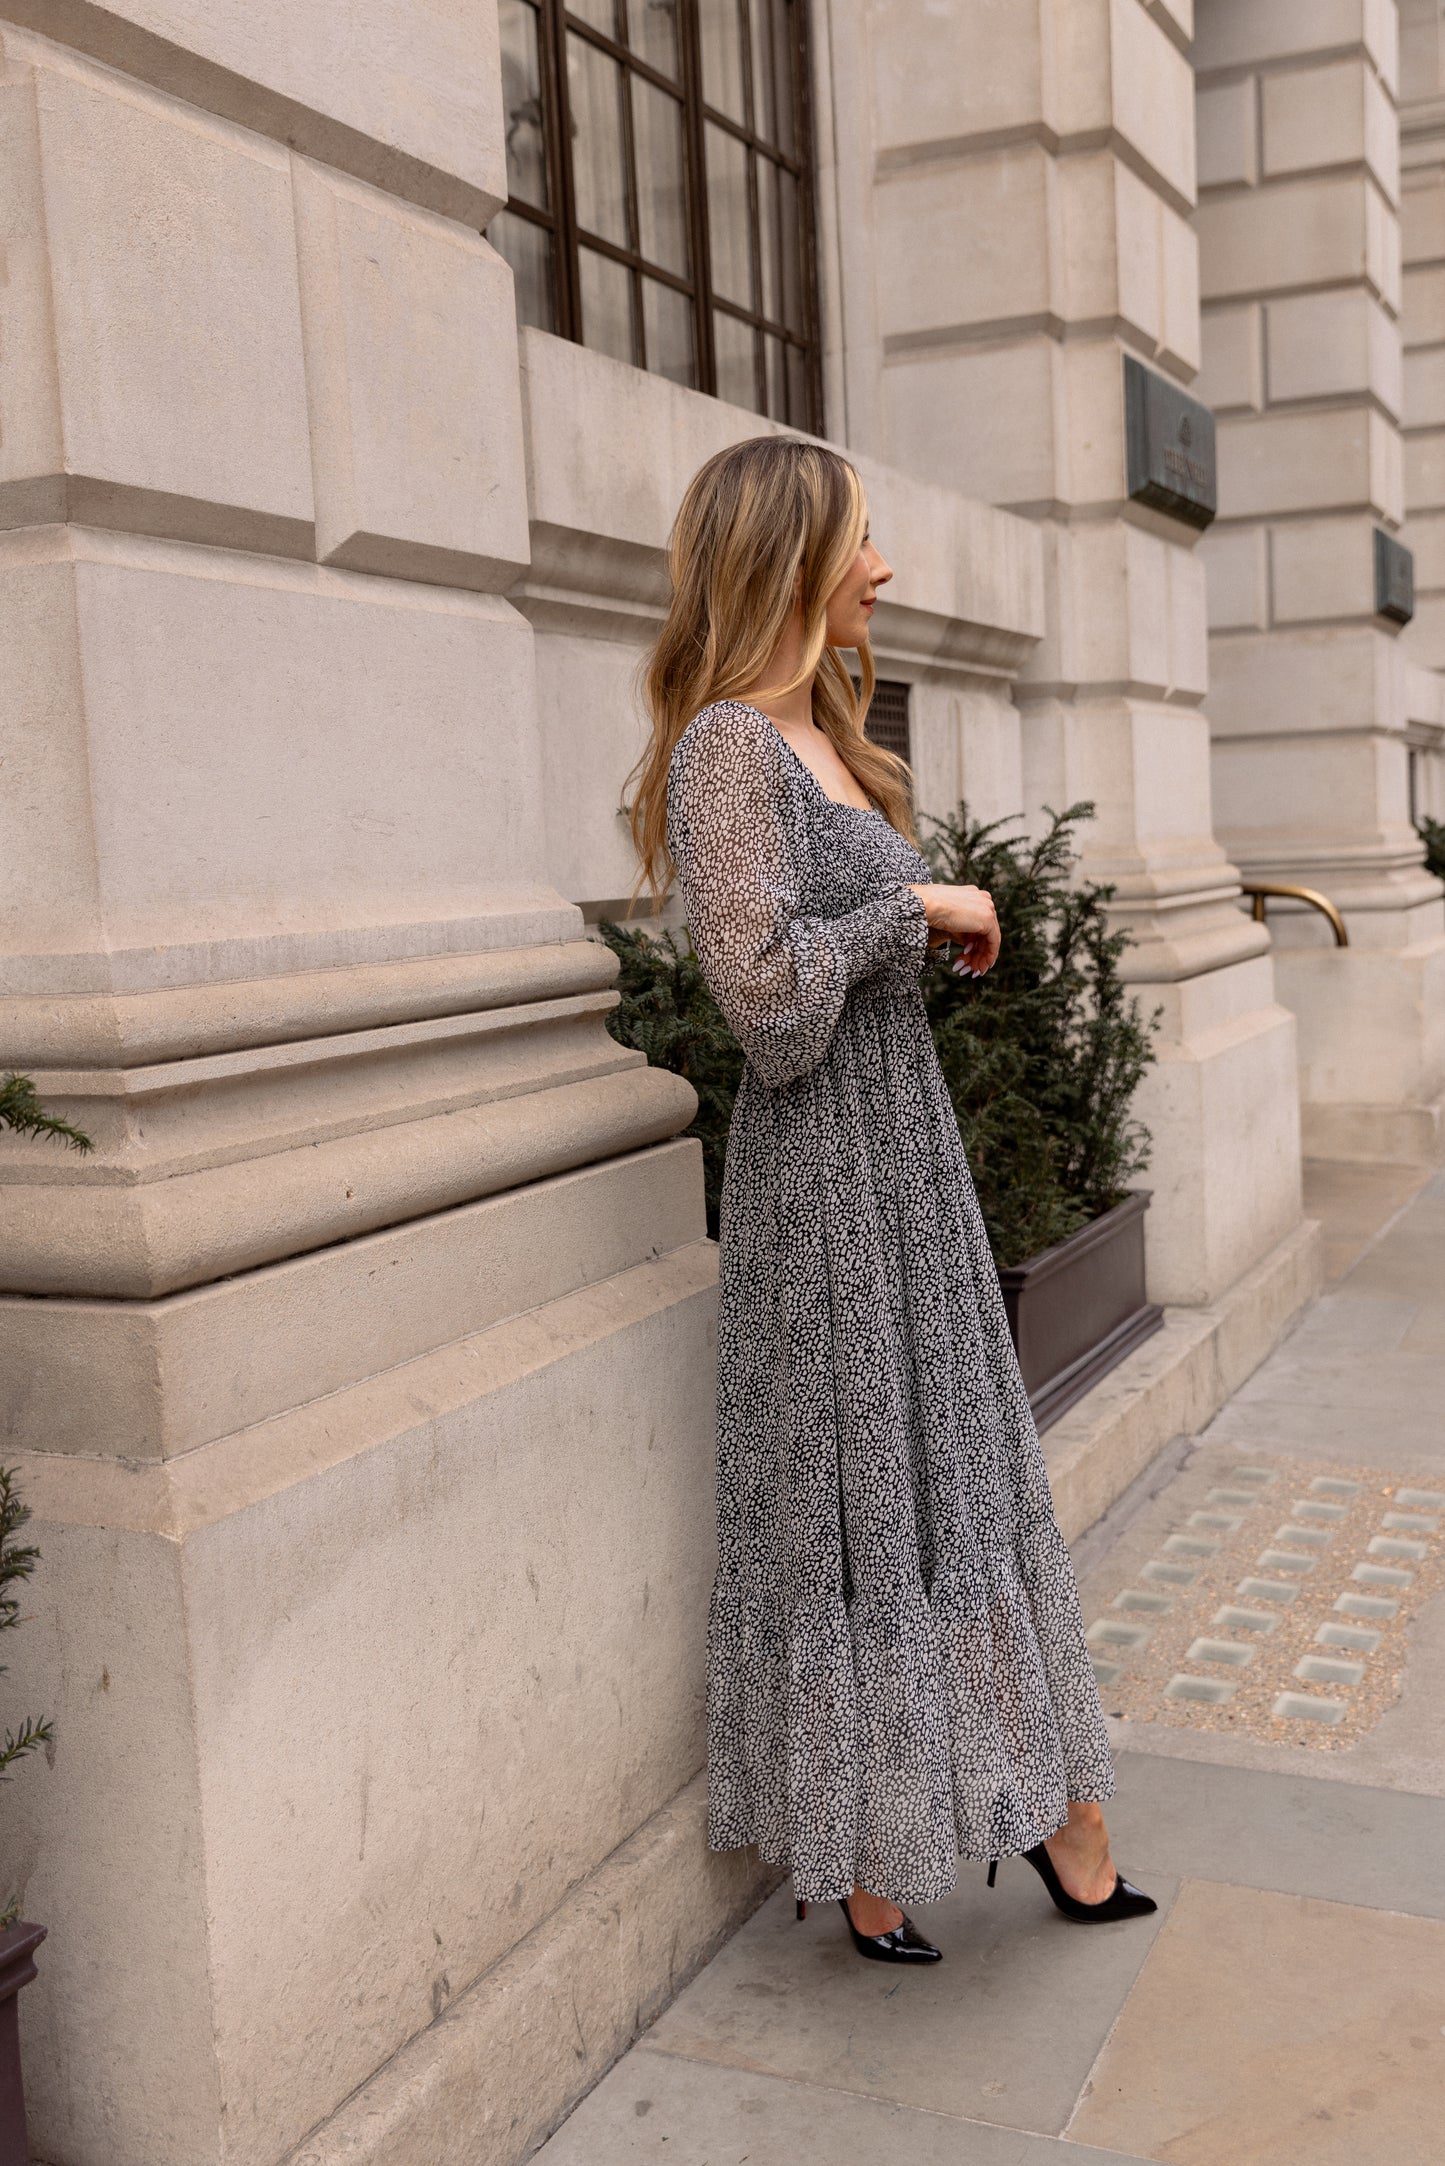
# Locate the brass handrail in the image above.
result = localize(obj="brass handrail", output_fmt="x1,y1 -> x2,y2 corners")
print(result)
1240,881 -> 1349,947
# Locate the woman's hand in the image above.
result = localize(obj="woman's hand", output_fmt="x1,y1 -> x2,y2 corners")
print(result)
908,883 -> 1001,977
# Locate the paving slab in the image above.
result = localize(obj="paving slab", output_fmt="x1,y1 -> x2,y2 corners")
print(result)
1200,1171 -> 1445,1473
1229,1347 -> 1445,1415
637,1869 -> 1176,2137
1338,1211 -> 1445,1303
1399,1306 -> 1445,1355
1067,1878 -> 1445,2166
1300,1161 -> 1434,1282
1099,1749 -> 1445,1917
537,2052 -> 1158,2166
1283,1289 -> 1420,1354
1201,1395 -> 1445,1466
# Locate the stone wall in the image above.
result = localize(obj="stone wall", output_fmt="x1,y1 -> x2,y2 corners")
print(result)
1195,0 -> 1445,1160
0,8 -> 1056,2162
0,14 -> 744,2163
1400,0 -> 1445,817
821,0 -> 1306,1306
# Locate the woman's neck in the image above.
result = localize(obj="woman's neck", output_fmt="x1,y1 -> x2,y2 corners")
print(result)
738,612 -> 818,737
746,684 -> 815,737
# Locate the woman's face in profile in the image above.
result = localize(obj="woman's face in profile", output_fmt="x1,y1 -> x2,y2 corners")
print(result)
825,530 -> 893,651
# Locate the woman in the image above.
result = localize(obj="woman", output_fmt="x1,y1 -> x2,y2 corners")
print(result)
628,437 -> 1155,1963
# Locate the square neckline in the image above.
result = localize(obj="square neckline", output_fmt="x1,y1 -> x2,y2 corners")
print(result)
727,699 -> 886,819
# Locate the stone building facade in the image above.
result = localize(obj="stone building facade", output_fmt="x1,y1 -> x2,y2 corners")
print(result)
0,3 -> 1436,2163
1196,0 -> 1445,1163
1402,0 -> 1445,804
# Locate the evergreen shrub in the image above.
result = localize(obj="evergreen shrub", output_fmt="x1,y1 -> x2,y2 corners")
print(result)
1418,813 -> 1445,884
598,924 -> 743,1238
0,1074 -> 90,1151
918,802 -> 1158,1267
0,1076 -> 87,1923
0,1467 -> 51,1929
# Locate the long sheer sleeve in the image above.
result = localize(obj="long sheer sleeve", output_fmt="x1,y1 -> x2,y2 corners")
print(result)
667,704 -> 928,1089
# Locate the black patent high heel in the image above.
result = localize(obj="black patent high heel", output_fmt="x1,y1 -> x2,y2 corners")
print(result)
986,1844 -> 1157,1922
836,1895 -> 942,1963
796,1895 -> 942,1962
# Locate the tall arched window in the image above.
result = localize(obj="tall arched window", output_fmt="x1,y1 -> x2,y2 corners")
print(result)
491,0 -> 822,431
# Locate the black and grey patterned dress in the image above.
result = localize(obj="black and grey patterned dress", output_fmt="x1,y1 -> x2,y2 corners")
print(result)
667,699 -> 1115,1906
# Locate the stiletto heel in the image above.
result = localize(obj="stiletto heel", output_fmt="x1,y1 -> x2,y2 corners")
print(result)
986,1859 -> 998,1888
836,1896 -> 942,1964
1015,1841 -> 1157,1923
795,1899 -> 808,1920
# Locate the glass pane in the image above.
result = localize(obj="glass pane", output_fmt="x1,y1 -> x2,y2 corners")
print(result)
643,278 -> 696,386
566,0 -> 617,34
749,0 -> 777,143
765,333 -> 788,419
633,77 -> 688,275
627,0 -> 679,77
785,340 -> 810,427
705,123 -> 752,308
568,34 -> 629,247
699,0 -> 746,121
714,310 -> 760,411
758,155 -> 779,323
778,164 -> 804,333
490,209 -> 557,332
579,247 -> 636,363
771,0 -> 799,154
500,0 -> 548,208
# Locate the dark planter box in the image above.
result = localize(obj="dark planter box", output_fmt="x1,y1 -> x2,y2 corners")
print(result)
999,1190 -> 1163,1434
0,1919 -> 44,2166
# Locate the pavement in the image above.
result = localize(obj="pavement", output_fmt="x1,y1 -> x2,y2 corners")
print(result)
534,1164 -> 1445,2166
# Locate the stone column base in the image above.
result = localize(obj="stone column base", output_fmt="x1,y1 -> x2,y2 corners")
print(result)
1127,956 -> 1304,1310
1300,1093 -> 1445,1166
1274,939 -> 1445,1164
5,1146 -> 725,2166
287,1773 -> 777,2166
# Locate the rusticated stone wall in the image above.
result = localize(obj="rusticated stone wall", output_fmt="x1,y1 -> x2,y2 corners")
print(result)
0,10 -> 1061,2164
1195,0 -> 1445,1161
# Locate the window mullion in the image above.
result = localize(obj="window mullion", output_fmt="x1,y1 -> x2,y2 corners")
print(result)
543,0 -> 584,341
680,0 -> 717,397
790,0 -> 824,431
561,15 -> 684,98
737,0 -> 766,414
614,1 -> 645,368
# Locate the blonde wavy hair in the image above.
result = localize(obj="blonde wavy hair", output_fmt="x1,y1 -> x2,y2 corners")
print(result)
627,436 -> 915,903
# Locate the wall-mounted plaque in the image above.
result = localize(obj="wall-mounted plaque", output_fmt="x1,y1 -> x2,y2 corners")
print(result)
1374,528 -> 1415,625
1123,354 -> 1217,530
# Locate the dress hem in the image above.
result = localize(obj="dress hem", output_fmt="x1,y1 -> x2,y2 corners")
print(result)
708,1772 -> 1119,1907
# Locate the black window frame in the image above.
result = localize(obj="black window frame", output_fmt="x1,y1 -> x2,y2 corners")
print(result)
495,0 -> 825,432
863,678 -> 912,767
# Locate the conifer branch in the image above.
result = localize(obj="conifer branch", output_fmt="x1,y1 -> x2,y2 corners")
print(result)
0,1074 -> 92,1152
